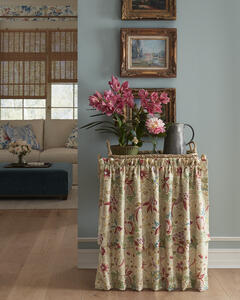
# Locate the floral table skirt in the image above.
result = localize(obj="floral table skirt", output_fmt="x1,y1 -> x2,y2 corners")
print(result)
95,154 -> 210,292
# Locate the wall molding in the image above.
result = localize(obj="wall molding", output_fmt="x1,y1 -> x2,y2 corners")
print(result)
210,237 -> 240,242
78,237 -> 240,269
208,249 -> 240,268
78,237 -> 97,243
78,248 -> 240,269
78,249 -> 99,269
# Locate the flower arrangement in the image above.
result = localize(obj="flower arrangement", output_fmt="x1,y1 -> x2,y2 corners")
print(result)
146,117 -> 166,153
86,76 -> 136,148
82,76 -> 171,154
9,140 -> 31,164
146,118 -> 166,135
135,89 -> 170,152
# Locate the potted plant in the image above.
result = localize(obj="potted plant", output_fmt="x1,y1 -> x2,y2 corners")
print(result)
81,76 -> 170,155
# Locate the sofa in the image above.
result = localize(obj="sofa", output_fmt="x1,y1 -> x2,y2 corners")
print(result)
0,120 -> 78,186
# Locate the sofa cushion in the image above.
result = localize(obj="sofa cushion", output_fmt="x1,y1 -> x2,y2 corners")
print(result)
0,126 -> 10,149
39,148 -> 77,164
4,124 -> 40,150
44,120 -> 77,149
0,120 -> 44,150
0,150 -> 40,163
65,127 -> 78,149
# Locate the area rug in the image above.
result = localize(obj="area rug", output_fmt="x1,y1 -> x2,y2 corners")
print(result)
0,187 -> 78,210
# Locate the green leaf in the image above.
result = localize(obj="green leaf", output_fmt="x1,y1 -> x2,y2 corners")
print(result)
80,120 -> 115,130
95,129 -> 118,136
80,121 -> 108,129
90,113 -> 105,117
96,127 -> 118,134
96,126 -> 119,134
79,121 -> 104,129
114,114 -> 123,128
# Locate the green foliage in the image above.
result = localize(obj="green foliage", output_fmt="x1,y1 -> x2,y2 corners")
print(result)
130,105 -> 148,146
80,110 -> 137,147
81,105 -> 170,148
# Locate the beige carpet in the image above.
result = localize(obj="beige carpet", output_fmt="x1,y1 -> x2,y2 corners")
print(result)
0,187 -> 78,209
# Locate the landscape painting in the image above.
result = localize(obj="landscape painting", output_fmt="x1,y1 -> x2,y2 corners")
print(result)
132,0 -> 166,10
131,38 -> 167,69
122,0 -> 176,20
120,28 -> 177,77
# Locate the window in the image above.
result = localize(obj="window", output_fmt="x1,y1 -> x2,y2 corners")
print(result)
0,29 -> 77,120
0,83 -> 78,120
51,84 -> 78,120
0,99 -> 46,120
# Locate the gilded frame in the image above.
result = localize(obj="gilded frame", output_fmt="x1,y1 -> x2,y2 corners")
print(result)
127,88 -> 176,123
122,0 -> 176,20
120,28 -> 177,78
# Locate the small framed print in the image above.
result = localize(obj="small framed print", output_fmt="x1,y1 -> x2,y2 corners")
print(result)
122,0 -> 176,20
120,28 -> 177,78
127,88 -> 176,122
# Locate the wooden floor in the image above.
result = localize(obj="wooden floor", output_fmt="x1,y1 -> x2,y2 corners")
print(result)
0,210 -> 239,300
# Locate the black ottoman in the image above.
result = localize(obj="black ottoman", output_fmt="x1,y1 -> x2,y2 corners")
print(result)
0,162 -> 72,199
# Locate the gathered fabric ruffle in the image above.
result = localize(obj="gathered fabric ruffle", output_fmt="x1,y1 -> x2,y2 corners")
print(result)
96,155 -> 209,292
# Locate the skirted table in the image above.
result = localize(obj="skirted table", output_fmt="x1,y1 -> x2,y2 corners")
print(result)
95,154 -> 210,292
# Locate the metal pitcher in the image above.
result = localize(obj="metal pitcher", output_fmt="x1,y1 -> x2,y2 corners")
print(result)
163,123 -> 195,154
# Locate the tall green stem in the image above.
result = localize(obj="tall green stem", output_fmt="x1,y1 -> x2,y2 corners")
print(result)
152,136 -> 157,154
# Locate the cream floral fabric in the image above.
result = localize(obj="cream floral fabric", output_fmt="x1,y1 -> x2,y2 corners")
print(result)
95,155 -> 209,292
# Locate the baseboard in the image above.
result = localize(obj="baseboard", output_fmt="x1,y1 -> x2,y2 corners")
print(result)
208,249 -> 240,268
211,237 -> 240,242
78,249 -> 99,269
78,248 -> 240,269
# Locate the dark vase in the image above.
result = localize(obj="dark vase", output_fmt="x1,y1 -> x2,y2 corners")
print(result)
18,154 -> 25,165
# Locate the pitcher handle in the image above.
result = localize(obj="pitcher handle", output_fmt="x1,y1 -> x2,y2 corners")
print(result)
184,124 -> 195,145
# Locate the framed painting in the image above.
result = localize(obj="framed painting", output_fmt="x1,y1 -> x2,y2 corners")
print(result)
122,0 -> 176,20
127,88 -> 176,123
120,28 -> 177,78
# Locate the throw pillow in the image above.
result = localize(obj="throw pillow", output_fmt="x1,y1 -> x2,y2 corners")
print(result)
4,124 -> 40,150
65,127 -> 78,149
0,125 -> 10,149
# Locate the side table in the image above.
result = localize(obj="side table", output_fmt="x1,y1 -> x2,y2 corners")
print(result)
95,154 -> 209,291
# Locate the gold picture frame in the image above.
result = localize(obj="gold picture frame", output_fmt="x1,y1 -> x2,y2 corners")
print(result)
127,88 -> 176,123
120,28 -> 177,78
122,0 -> 176,20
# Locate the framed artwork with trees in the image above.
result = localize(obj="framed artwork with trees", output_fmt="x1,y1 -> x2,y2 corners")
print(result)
122,0 -> 176,20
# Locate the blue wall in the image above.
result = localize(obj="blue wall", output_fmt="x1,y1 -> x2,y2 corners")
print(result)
78,0 -> 240,248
